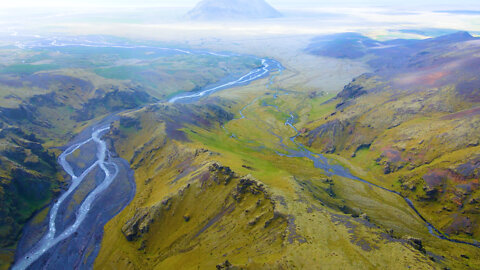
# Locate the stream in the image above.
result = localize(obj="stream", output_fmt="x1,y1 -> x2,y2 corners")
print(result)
225,57 -> 480,249
12,37 -> 479,270
266,80 -> 480,249
12,41 -> 279,270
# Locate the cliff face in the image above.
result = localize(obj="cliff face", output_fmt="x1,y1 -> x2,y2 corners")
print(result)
186,0 -> 282,20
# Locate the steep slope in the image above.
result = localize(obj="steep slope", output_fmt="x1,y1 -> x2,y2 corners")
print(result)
186,0 -> 282,20
0,39 -> 258,269
0,127 -> 60,255
300,32 -> 480,242
94,93 -> 479,269
92,34 -> 480,267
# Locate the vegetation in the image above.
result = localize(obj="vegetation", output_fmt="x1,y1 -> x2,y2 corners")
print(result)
0,44 -> 257,269
95,37 -> 480,267
3,32 -> 480,269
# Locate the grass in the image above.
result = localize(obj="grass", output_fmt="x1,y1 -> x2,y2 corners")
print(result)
8,35 -> 475,269
95,76 -> 480,269
305,94 -> 337,123
0,64 -> 60,75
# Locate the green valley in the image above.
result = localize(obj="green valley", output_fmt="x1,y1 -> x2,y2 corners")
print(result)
2,0 -> 480,269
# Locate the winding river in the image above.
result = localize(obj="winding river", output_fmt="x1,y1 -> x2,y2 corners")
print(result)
225,57 -> 480,249
264,77 -> 480,249
12,41 -> 279,270
279,114 -> 480,248
12,127 -> 117,270
11,37 -> 479,270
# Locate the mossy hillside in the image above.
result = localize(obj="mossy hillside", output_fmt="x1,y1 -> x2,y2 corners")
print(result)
299,88 -> 480,237
94,90 -> 474,269
0,44 -> 259,268
0,126 -> 63,270
94,104 -> 286,269
296,45 -> 480,242
203,60 -> 480,267
94,36 -> 480,268
202,92 -> 480,268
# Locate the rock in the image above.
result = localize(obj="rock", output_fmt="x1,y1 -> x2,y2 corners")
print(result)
232,176 -> 266,201
336,81 -> 367,101
406,236 -> 426,253
383,164 -> 391,174
121,205 -> 163,241
216,260 -> 233,270
138,240 -> 147,251
209,162 -> 235,185
360,213 -> 370,221
248,215 -> 262,226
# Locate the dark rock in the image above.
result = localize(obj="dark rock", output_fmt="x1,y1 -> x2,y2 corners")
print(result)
337,83 -> 367,101
406,236 -> 426,253
461,254 -> 470,259
216,260 -> 233,270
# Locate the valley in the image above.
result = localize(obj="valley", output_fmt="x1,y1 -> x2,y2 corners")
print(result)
1,4 -> 480,269
0,37 -> 261,269
91,33 -> 480,269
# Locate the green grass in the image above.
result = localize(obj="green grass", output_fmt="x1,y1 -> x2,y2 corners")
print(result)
305,93 -> 337,122
1,64 -> 59,75
94,65 -> 148,80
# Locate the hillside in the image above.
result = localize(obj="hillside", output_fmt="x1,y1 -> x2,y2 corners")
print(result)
186,0 -> 282,20
0,38 -> 259,269
300,32 -> 480,241
93,32 -> 480,269
5,32 -> 480,269
95,102 -> 449,269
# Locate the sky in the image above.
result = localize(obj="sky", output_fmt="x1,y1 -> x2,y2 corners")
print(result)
1,0 -> 479,40
2,0 -> 480,9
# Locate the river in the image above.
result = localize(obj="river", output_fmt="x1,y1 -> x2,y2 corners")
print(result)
12,38 -> 479,270
11,42 -> 280,270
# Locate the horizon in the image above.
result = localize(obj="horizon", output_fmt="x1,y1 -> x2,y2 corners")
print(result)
2,0 -> 480,9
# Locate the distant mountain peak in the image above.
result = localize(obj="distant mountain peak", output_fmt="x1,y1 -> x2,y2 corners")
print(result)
186,0 -> 282,21
430,31 -> 475,42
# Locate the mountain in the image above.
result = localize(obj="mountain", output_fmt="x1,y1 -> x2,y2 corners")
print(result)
186,0 -> 282,20
94,32 -> 480,270
305,31 -> 477,60
0,37 -> 258,269
6,33 -> 480,270
301,32 -> 480,239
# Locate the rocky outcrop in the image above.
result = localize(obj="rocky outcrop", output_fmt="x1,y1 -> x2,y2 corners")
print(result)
406,236 -> 426,254
304,119 -> 346,153
121,163 -> 285,242
121,203 -> 164,241
336,77 -> 368,102
216,260 -> 241,269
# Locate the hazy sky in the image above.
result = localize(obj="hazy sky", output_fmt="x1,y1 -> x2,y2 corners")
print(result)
1,0 -> 479,39
3,0 -> 480,9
